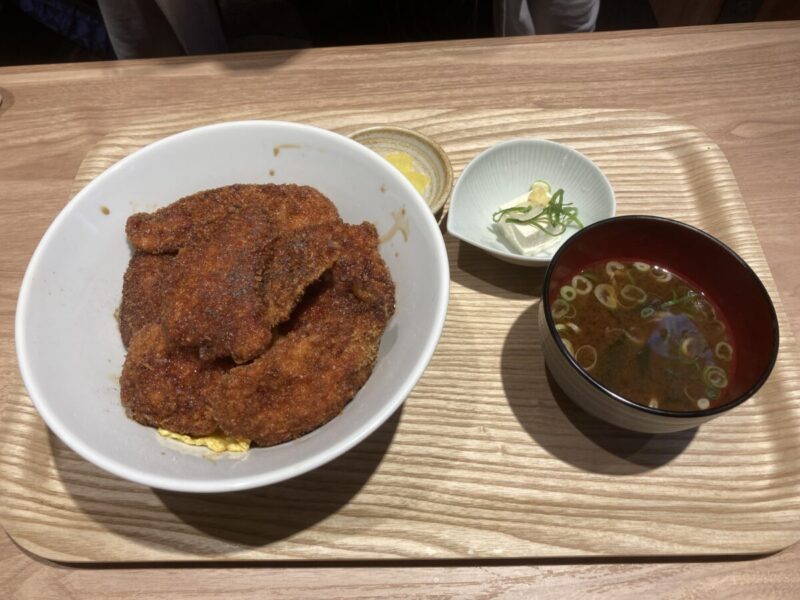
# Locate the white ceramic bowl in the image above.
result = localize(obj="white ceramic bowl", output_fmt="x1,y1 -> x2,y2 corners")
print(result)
16,121 -> 450,493
447,139 -> 615,266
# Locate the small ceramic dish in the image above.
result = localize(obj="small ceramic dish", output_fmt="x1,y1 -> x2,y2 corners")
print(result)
350,126 -> 453,216
447,139 -> 616,266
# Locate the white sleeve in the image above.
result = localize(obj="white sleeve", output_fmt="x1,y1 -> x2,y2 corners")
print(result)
494,0 -> 600,36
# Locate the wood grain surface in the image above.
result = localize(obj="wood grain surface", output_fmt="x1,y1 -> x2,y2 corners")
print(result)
2,107 -> 799,563
1,21 -> 800,598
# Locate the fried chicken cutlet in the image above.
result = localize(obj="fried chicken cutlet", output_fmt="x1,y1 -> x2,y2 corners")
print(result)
119,184 -> 396,446
258,223 -> 345,332
120,323 -> 222,436
119,252 -> 175,347
210,223 -> 395,446
126,184 -> 338,254
161,189 -> 342,363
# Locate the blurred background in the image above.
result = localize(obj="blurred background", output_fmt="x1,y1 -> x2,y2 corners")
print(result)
1,0 -> 797,66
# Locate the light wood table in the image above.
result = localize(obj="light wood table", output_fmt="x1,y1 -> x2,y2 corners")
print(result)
2,21 -> 799,598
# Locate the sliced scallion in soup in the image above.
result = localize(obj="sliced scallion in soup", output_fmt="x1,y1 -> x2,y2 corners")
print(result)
550,260 -> 735,412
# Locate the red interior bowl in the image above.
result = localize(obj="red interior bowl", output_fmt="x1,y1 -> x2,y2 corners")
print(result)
544,215 -> 779,414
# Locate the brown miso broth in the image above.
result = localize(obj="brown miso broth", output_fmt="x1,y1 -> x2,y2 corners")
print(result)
550,260 -> 735,411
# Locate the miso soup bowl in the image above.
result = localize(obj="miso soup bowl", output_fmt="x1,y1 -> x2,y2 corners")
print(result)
539,215 -> 779,434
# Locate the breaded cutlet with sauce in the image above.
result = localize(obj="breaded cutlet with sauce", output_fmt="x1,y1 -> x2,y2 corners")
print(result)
119,184 -> 395,448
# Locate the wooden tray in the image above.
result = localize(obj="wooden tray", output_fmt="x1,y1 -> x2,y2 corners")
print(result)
2,109 -> 799,563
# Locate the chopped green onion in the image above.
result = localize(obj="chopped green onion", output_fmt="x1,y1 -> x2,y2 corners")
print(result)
703,365 -> 728,389
660,291 -> 697,310
575,345 -> 598,371
492,205 -> 533,222
551,298 -> 571,320
680,336 -> 702,358
560,285 -> 577,302
715,341 -> 733,361
594,284 -> 618,309
492,188 -> 583,237
572,275 -> 593,295
652,267 -> 673,283
606,261 -> 625,280
621,284 -> 647,305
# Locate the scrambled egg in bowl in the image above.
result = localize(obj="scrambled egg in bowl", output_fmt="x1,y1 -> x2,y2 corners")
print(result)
158,428 -> 250,453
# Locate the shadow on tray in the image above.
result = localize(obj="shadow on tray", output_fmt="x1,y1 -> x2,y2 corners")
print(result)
502,301 -> 696,475
51,406 -> 401,553
451,239 -> 547,299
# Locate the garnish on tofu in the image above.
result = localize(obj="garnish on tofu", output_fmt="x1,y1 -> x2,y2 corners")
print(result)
491,181 -> 583,256
492,183 -> 583,237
